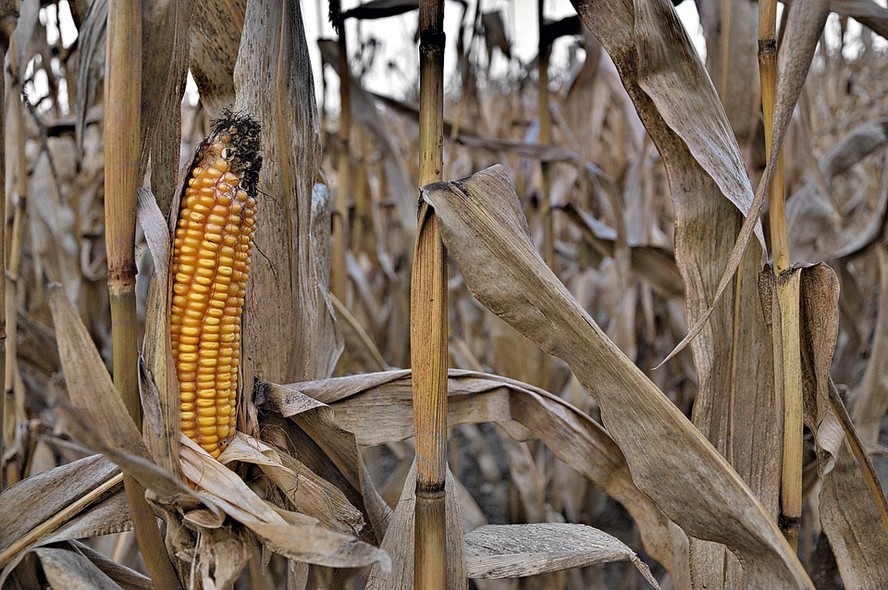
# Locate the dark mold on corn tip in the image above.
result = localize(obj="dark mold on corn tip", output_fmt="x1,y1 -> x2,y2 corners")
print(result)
213,110 -> 262,198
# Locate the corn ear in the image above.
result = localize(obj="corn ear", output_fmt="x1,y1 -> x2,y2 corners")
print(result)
171,114 -> 261,457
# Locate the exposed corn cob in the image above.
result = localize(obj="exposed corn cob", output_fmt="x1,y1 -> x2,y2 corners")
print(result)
171,114 -> 261,457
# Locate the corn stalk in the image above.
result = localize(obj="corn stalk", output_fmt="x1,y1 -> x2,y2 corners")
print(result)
332,1 -> 350,300
104,2 -> 180,587
412,0 -> 448,586
0,6 -> 10,492
759,0 -> 802,550
3,45 -> 26,488
537,0 -> 553,391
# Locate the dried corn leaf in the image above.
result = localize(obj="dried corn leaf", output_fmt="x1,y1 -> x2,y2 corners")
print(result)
262,369 -> 690,585
607,0 -> 831,363
140,0 -> 194,214
422,165 -> 810,587
137,187 -> 180,474
48,285 -> 196,503
74,0 -> 106,154
464,523 -> 657,587
851,247 -> 888,444
179,436 -> 389,570
633,1 -> 760,236
564,17 -> 778,585
831,0 -> 888,39
0,455 -> 118,560
233,0 -> 335,392
367,89 -> 582,164
188,0 -> 246,117
0,464 -> 130,588
34,543 -> 150,590
311,185 -> 345,378
796,264 -> 888,587
254,385 -> 392,545
560,203 -> 683,298
696,0 -> 760,152
788,118 -> 888,261
218,432 -> 364,536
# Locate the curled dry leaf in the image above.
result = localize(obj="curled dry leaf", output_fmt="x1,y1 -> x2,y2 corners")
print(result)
188,0 -> 246,117
180,436 -> 390,571
559,203 -> 684,298
48,285 -> 196,504
0,455 -> 130,585
218,431 -> 365,537
422,165 -> 810,588
261,369 -> 690,586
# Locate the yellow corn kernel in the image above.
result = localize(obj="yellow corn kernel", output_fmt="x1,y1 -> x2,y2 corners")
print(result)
171,113 -> 260,458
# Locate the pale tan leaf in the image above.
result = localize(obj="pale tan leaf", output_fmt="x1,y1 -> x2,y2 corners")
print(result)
464,523 -> 657,587
258,371 -> 396,539
831,0 -> 888,39
48,286 -> 196,503
796,264 -> 888,588
422,165 -> 810,588
0,455 -> 117,558
218,432 -> 365,536
136,187 -> 179,474
788,119 -> 888,261
616,0 -> 829,362
180,436 -> 389,570
696,0 -> 760,152
559,203 -> 684,298
851,247 -> 888,444
73,0 -> 106,154
263,369 -> 690,585
633,0 -> 761,241
34,545 -> 124,590
140,0 -> 194,214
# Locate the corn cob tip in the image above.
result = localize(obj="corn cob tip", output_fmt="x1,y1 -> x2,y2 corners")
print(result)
209,111 -> 262,198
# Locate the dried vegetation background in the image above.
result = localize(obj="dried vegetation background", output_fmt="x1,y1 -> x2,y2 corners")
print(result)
1,0 -> 888,589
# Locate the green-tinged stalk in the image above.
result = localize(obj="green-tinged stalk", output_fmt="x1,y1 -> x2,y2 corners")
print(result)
104,3 -> 180,587
759,0 -> 801,550
537,0 -> 553,391
412,0 -> 448,587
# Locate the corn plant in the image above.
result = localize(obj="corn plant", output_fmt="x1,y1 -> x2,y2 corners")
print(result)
1,0 -> 887,589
